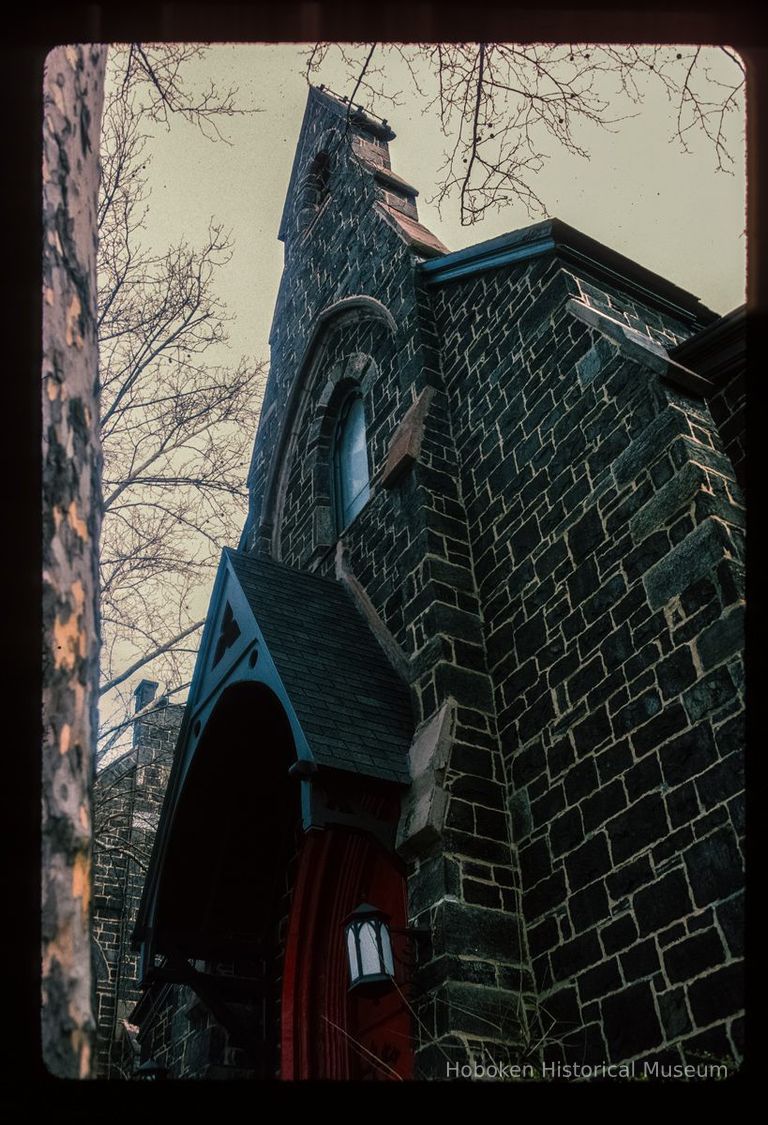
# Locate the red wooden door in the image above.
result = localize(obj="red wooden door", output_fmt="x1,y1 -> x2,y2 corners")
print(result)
280,826 -> 413,1080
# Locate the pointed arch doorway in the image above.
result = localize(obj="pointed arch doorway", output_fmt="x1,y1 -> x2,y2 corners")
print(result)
146,679 -> 414,1080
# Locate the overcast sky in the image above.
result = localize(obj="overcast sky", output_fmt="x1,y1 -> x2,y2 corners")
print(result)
126,43 -> 746,373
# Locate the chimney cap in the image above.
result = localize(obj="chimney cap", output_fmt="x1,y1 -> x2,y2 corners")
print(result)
134,679 -> 159,709
311,84 -> 396,141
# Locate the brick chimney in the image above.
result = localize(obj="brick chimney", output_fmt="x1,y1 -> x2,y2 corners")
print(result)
132,679 -> 159,748
134,679 -> 158,713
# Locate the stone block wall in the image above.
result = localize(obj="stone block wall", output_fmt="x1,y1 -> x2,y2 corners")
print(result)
427,256 -> 745,1071
704,367 -> 745,493
92,694 -> 184,1078
133,978 -> 257,1080
672,306 -> 746,492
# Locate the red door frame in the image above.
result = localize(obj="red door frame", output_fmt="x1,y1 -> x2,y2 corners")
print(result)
280,826 -> 414,1080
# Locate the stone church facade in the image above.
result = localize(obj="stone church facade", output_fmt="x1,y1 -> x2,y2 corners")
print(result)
93,86 -> 745,1080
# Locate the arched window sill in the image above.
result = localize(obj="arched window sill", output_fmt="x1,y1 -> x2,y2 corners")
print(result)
306,492 -> 376,573
336,490 -> 375,539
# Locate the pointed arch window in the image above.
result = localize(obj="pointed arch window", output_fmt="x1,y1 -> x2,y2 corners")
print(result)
305,151 -> 330,209
333,391 -> 370,532
297,151 -> 331,234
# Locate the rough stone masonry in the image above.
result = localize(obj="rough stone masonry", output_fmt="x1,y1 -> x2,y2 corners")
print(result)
94,85 -> 744,1079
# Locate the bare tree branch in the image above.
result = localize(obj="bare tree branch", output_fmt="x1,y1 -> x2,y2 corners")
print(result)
99,620 -> 205,696
305,43 -> 745,225
96,46 -> 266,770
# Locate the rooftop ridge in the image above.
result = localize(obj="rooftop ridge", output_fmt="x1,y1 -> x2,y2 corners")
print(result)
313,83 -> 395,136
419,217 -> 718,324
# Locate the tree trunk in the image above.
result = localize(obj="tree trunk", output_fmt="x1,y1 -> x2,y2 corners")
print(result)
42,43 -> 107,1080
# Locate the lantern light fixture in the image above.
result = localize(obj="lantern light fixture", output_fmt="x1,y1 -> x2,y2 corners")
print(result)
343,902 -> 395,993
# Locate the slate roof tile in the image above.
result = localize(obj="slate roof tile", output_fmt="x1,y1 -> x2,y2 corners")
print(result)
227,550 -> 413,784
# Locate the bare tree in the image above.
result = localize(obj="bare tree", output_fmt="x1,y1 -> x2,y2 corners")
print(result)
94,47 -> 264,767
43,42 -> 108,1081
305,43 -> 745,225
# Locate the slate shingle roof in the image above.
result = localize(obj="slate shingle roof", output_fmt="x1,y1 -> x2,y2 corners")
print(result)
226,549 -> 413,784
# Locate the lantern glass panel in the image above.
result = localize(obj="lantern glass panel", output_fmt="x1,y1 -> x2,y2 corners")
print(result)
381,925 -> 394,976
359,920 -> 382,977
346,927 -> 360,982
